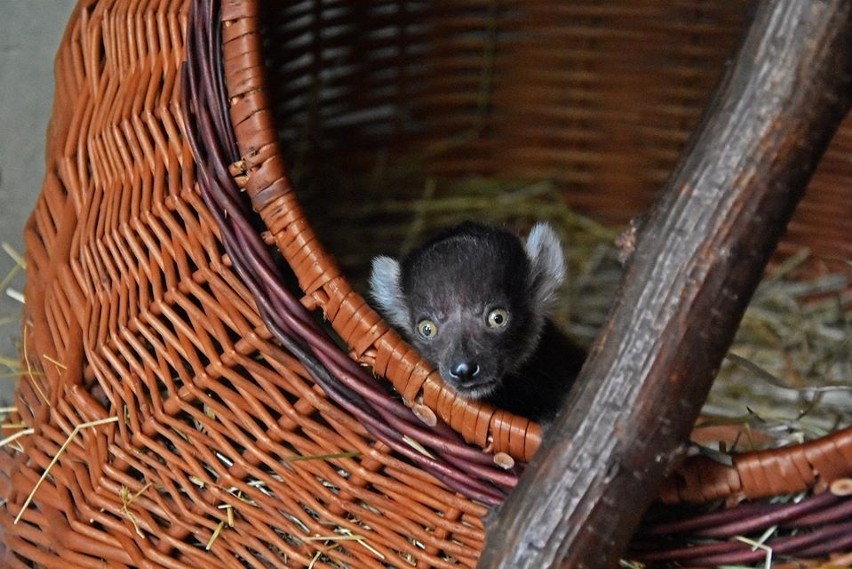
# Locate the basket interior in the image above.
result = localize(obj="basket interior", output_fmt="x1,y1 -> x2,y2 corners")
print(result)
259,1 -> 850,280
265,3 -> 746,226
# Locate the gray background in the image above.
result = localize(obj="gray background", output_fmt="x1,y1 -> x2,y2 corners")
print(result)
0,1 -> 77,405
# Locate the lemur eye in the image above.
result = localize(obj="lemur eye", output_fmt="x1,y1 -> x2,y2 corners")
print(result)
486,308 -> 510,328
416,319 -> 439,338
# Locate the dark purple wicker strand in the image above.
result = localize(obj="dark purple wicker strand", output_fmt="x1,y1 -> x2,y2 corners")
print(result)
689,493 -> 840,538
642,489 -> 837,536
633,518 -> 852,564
792,522 -> 852,558
694,521 -> 852,565
786,496 -> 852,527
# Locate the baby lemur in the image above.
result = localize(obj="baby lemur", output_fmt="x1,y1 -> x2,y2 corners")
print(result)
369,221 -> 585,421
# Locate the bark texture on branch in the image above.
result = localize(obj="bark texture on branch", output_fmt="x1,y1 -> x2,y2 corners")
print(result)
479,2 -> 852,567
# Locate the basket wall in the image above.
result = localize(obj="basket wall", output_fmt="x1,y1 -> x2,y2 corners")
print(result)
0,1 -> 849,568
264,1 -> 851,271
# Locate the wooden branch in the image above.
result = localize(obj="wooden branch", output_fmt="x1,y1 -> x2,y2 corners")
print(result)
479,2 -> 852,568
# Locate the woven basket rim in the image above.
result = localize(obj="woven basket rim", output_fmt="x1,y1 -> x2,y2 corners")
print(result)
202,0 -> 852,506
216,0 -> 542,463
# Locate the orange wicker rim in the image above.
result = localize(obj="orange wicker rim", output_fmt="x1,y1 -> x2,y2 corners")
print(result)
208,0 -> 852,505
216,3 -> 544,464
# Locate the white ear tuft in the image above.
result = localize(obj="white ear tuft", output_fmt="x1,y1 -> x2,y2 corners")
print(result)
369,255 -> 411,330
524,223 -> 566,314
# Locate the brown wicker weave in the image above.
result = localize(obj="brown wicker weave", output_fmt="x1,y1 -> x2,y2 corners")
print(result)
1,0 -> 850,567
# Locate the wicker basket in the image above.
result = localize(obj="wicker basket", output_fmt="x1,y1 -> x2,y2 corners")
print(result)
1,0 -> 849,567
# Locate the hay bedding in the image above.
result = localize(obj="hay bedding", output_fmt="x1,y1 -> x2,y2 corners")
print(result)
301,171 -> 851,439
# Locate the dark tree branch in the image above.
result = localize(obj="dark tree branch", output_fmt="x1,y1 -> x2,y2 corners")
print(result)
480,1 -> 852,568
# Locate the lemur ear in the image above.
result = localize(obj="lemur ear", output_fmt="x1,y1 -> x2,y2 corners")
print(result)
523,223 -> 567,314
369,256 -> 411,330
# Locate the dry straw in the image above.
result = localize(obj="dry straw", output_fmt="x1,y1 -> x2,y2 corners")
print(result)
13,416 -> 119,524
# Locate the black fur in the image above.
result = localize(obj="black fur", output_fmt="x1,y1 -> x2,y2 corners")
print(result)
370,222 -> 585,422
484,319 -> 586,420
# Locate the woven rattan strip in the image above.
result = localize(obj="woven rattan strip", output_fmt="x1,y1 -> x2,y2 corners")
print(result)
0,0 -> 850,567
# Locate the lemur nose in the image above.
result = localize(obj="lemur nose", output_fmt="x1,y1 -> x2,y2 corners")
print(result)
449,362 -> 480,382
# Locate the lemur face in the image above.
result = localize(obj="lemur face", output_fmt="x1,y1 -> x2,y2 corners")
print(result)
398,234 -> 534,398
370,222 -> 566,401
